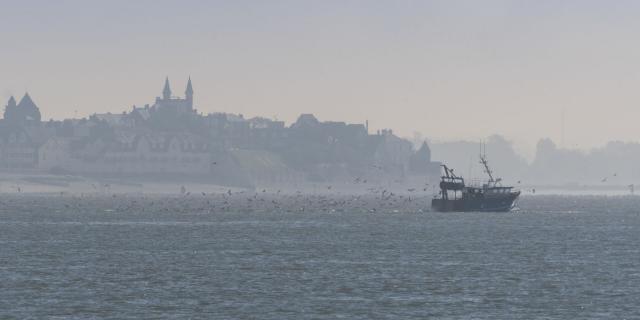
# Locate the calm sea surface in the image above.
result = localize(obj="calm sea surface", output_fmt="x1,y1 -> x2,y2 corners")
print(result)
2,195 -> 640,319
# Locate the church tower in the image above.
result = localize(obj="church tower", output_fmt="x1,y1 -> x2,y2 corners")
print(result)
185,77 -> 193,110
3,93 -> 41,123
153,77 -> 193,113
18,93 -> 42,122
162,77 -> 172,100
4,96 -> 17,121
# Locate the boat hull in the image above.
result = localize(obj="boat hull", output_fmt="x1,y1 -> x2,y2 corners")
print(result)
431,192 -> 519,212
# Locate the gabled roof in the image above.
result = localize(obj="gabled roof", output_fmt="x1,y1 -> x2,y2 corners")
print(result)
418,141 -> 431,154
94,113 -> 128,126
292,113 -> 319,128
131,107 -> 151,121
18,93 -> 37,110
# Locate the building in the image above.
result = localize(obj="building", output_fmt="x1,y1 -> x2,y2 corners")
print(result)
153,77 -> 194,114
4,93 -> 42,125
371,129 -> 414,180
0,126 -> 48,170
409,141 -> 442,183
38,137 -> 72,172
0,79 -> 444,188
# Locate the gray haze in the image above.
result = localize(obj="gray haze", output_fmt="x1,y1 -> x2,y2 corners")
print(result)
0,82 -> 637,193
429,136 -> 640,187
0,80 -> 442,194
4,0 -> 640,152
4,1 -> 640,191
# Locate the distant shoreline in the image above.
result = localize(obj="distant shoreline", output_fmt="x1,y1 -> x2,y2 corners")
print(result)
0,171 -> 635,197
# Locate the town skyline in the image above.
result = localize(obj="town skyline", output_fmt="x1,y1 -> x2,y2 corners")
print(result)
1,76 -> 632,161
5,1 -> 640,153
0,76 -> 443,190
5,77 -> 640,188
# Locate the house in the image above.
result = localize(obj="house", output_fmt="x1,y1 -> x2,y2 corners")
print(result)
38,137 -> 72,172
0,127 -> 42,170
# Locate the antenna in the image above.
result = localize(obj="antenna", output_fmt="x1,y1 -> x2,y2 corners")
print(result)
561,109 -> 565,149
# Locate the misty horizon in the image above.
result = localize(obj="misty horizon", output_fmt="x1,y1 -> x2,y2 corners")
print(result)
5,0 -> 640,153
2,83 -> 632,162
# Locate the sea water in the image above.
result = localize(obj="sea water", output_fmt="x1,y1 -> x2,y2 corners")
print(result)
1,195 -> 639,319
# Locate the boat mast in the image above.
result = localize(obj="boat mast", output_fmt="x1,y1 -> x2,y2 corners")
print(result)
479,142 -> 495,183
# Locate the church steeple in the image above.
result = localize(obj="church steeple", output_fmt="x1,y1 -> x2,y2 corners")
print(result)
4,93 -> 41,123
7,96 -> 16,109
185,77 -> 193,109
4,96 -> 17,121
185,77 -> 193,97
162,77 -> 172,100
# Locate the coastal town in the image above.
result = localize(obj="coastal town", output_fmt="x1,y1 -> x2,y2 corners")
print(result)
0,78 -> 441,190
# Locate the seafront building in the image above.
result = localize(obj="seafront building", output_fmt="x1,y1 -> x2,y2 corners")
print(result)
0,79 -> 441,187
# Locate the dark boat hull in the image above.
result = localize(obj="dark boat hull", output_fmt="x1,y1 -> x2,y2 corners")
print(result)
431,192 -> 519,212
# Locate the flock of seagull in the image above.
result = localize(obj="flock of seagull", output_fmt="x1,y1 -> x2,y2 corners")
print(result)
0,185 -> 440,215
0,170 -> 633,214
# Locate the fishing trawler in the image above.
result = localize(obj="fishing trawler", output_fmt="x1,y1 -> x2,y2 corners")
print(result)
431,152 -> 520,212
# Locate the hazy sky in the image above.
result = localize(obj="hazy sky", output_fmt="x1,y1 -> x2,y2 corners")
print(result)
3,0 -> 640,155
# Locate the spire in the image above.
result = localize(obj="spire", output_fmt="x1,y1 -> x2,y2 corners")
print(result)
162,77 -> 172,100
185,76 -> 194,110
4,96 -> 17,121
7,96 -> 16,108
419,141 -> 430,152
18,92 -> 35,109
418,140 -> 431,162
185,76 -> 193,97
